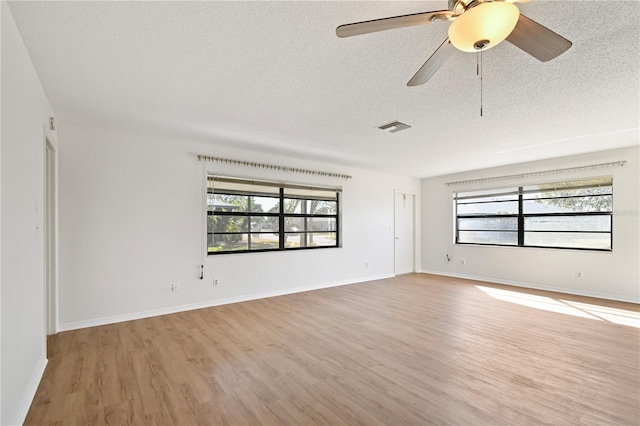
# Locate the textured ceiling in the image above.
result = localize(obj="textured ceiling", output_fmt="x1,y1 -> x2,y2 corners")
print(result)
8,1 -> 640,177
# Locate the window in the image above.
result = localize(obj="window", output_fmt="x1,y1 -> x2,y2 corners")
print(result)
207,176 -> 340,254
454,177 -> 613,251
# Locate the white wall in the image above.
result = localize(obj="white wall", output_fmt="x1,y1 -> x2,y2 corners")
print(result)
58,123 -> 420,329
0,3 -> 3,422
1,2 -> 4,422
1,2 -> 55,424
421,146 -> 640,302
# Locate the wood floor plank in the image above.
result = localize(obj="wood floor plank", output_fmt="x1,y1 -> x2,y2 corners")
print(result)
25,274 -> 640,425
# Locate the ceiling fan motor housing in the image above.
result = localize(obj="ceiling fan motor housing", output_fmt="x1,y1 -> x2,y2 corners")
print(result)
449,0 -> 484,16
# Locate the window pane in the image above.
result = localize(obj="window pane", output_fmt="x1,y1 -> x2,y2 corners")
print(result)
458,217 -> 517,231
249,196 -> 279,213
284,217 -> 304,232
525,215 -> 611,232
207,176 -> 341,254
208,234 -> 248,252
283,199 -> 338,214
457,201 -> 518,215
248,233 -> 280,250
211,194 -> 249,212
458,231 -> 518,245
284,233 -> 305,248
525,232 -> 611,250
307,217 -> 337,232
283,232 -> 338,248
283,198 -> 304,214
307,232 -> 337,247
454,178 -> 612,251
310,200 -> 337,215
523,195 -> 612,214
250,216 -> 279,232
210,216 -> 248,233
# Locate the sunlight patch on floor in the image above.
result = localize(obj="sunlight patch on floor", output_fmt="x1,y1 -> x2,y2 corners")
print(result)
561,300 -> 640,328
475,285 -> 639,328
475,286 -> 602,320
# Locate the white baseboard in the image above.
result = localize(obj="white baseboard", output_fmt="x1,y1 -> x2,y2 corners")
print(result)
10,356 -> 47,426
419,269 -> 640,304
59,273 -> 395,332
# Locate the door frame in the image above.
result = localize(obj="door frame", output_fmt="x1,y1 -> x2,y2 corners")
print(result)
393,189 -> 416,275
44,127 -> 59,337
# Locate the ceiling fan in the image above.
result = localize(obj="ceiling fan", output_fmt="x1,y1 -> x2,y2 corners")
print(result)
336,0 -> 572,87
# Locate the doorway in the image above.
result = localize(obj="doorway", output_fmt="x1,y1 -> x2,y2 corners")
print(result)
394,191 -> 415,275
44,138 -> 57,338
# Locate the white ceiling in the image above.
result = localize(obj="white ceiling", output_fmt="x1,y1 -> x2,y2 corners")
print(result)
8,1 -> 640,178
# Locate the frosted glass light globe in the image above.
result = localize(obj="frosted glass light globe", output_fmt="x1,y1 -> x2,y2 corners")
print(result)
448,2 -> 520,52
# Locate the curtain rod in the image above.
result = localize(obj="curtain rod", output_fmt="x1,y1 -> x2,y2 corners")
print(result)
197,154 -> 352,180
445,160 -> 626,187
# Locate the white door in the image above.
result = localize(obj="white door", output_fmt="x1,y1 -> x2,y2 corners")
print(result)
394,191 -> 414,275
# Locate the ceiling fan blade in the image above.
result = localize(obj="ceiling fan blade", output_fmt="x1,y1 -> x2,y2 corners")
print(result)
336,10 -> 454,38
506,14 -> 572,62
407,38 -> 455,87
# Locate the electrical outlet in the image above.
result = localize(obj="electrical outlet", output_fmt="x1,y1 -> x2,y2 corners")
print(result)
213,278 -> 219,286
364,261 -> 369,269
171,283 -> 180,292
576,272 -> 583,279
461,259 -> 466,266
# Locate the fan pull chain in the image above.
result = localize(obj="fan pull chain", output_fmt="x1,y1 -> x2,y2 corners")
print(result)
474,40 -> 488,117
480,46 -> 483,117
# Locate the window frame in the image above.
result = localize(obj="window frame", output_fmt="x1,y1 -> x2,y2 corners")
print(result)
207,177 -> 340,255
454,178 -> 613,252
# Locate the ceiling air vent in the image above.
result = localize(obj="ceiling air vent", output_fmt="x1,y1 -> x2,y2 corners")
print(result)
378,121 -> 411,133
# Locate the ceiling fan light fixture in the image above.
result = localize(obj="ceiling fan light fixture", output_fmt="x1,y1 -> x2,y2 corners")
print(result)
448,2 -> 520,52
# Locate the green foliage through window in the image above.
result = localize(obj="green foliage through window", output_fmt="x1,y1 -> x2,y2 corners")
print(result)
454,177 -> 613,251
207,176 -> 340,254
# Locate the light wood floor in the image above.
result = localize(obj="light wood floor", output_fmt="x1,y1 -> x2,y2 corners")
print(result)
26,274 -> 640,425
